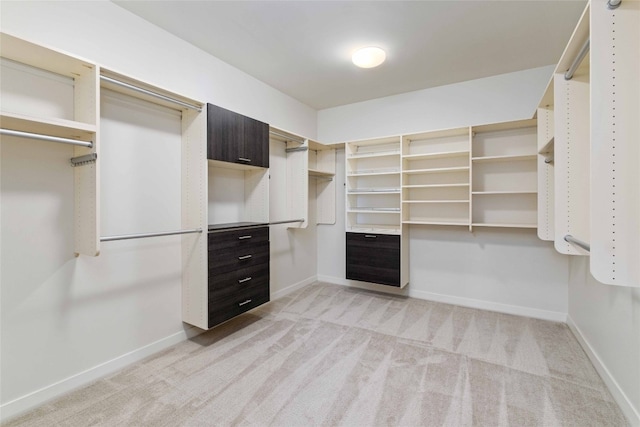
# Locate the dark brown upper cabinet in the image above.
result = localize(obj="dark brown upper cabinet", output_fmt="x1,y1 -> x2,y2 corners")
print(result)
207,103 -> 269,168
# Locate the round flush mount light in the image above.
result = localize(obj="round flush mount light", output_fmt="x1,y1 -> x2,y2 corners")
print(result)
352,46 -> 386,68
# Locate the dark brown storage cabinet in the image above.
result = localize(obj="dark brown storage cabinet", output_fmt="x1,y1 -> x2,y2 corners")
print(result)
207,103 -> 269,168
208,225 -> 270,328
346,232 -> 401,287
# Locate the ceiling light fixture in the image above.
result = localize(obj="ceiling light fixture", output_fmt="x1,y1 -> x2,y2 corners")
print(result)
352,46 -> 386,68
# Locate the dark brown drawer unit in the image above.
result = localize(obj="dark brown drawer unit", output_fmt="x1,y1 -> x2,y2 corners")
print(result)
208,225 -> 270,328
346,232 -> 400,287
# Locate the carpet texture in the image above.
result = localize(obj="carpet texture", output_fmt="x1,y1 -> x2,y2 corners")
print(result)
4,282 -> 628,426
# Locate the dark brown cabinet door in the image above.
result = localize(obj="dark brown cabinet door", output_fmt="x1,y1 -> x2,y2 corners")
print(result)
243,116 -> 269,168
207,103 -> 269,168
346,232 -> 400,287
207,103 -> 242,164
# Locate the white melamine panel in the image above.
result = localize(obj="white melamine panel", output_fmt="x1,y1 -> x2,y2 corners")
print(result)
590,1 -> 640,287
553,70 -> 590,255
537,107 -> 555,241
403,202 -> 470,226
181,109 -> 207,329
286,141 -> 309,228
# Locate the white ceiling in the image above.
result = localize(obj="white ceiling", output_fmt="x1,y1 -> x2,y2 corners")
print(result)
113,1 -> 586,110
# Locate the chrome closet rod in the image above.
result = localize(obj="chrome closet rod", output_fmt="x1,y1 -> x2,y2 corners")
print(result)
0,128 -> 93,148
607,0 -> 622,9
564,235 -> 591,252
100,75 -> 202,112
564,38 -> 590,80
101,228 -> 202,242
269,219 -> 304,225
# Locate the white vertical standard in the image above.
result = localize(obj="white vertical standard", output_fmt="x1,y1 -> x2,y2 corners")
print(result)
590,0 -> 640,286
537,107 -> 555,242
553,4 -> 591,256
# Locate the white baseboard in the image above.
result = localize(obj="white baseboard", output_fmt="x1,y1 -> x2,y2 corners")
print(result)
271,275 -> 317,300
318,275 -> 567,323
567,316 -> 640,426
0,325 -> 201,423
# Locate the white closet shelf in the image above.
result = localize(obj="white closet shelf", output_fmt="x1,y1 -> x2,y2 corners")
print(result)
402,150 -> 469,160
404,220 -> 469,226
472,223 -> 537,229
347,225 -> 401,235
1,111 -> 96,141
348,190 -> 400,195
347,170 -> 400,177
402,200 -> 469,204
403,166 -> 469,174
308,168 -> 334,178
403,183 -> 469,189
0,32 -> 94,77
472,191 -> 537,195
348,150 -> 400,159
471,154 -> 536,163
347,208 -> 400,213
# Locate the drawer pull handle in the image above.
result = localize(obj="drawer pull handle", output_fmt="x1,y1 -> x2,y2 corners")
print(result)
238,277 -> 252,284
238,235 -> 252,240
238,157 -> 251,162
364,234 -> 377,238
239,299 -> 252,306
238,255 -> 252,260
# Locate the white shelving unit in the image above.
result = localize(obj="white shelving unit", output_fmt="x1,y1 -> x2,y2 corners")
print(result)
401,128 -> 471,227
346,136 -> 402,234
0,32 -> 99,256
471,119 -> 538,229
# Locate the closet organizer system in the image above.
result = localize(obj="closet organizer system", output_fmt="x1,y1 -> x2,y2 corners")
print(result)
0,32 -> 336,331
344,0 -> 640,289
536,0 -> 639,287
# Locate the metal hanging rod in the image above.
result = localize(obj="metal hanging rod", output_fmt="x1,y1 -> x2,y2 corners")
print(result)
269,130 -> 305,143
0,128 -> 93,148
564,235 -> 591,252
100,75 -> 202,112
101,228 -> 202,242
269,219 -> 304,226
564,38 -> 590,80
285,146 -> 308,153
607,0 -> 622,9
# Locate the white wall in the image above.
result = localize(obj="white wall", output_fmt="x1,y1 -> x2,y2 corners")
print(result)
318,150 -> 568,321
0,0 -> 318,420
568,258 -> 640,424
317,66 -> 553,144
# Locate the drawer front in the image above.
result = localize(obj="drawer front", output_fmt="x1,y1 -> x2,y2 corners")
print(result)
208,263 -> 269,292
209,241 -> 269,275
208,279 -> 270,328
346,232 -> 400,287
208,227 -> 269,252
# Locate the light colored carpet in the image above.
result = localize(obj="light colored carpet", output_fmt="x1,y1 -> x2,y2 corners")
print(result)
4,282 -> 628,426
